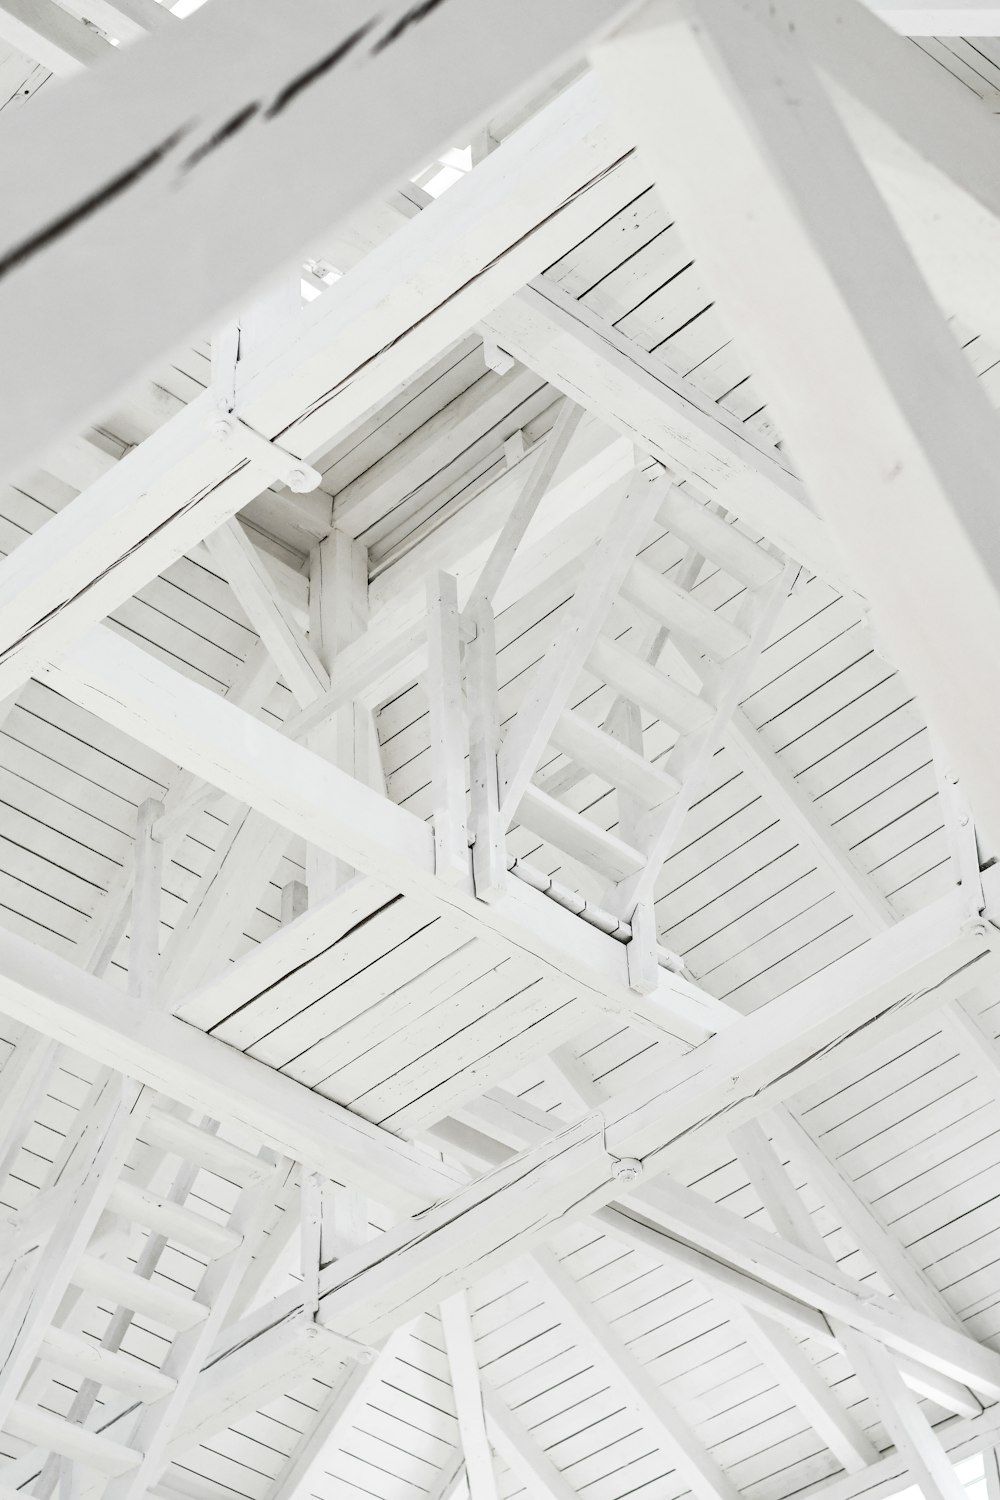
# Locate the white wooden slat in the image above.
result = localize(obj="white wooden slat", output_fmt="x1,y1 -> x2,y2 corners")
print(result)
106,1180 -> 242,1259
621,559 -> 750,660
588,634 -> 713,736
514,785 -> 644,884
37,1328 -> 176,1404
0,0 -> 635,481
548,709 -> 680,808
142,1108 -> 273,1188
592,0 -> 1000,863
655,486 -> 782,592
174,877 -> 397,1031
4,1402 -> 139,1476
72,1254 -> 210,1333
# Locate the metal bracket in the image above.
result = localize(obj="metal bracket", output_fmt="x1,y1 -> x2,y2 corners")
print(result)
300,1316 -> 377,1365
935,754 -> 986,922
209,407 -> 321,494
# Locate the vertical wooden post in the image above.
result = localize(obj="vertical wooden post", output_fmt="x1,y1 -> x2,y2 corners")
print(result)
308,530 -> 375,900
464,600 -> 506,903
427,571 -> 469,886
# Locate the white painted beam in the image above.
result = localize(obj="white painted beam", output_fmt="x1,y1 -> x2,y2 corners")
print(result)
592,0 -> 1000,848
0,0 -> 111,74
440,1295 -> 499,1500
0,0 -> 637,480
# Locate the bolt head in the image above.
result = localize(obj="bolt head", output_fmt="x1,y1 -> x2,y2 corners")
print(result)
211,416 -> 234,441
612,1156 -> 643,1186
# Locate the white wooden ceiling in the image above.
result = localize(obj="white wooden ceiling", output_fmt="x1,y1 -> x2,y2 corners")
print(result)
3,11 -> 1000,1500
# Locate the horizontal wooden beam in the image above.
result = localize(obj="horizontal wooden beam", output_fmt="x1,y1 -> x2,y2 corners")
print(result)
593,0 -> 1000,854
0,0 -> 112,74
0,0 -> 637,480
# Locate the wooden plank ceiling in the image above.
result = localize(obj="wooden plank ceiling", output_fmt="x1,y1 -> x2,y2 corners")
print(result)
2,13 -> 1000,1500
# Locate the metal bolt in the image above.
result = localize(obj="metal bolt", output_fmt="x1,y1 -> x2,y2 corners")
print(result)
286,467 -> 311,493
611,1156 -> 643,1186
210,416 -> 234,442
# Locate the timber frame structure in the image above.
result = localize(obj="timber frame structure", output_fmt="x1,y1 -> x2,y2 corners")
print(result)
3,6 -> 1000,1500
